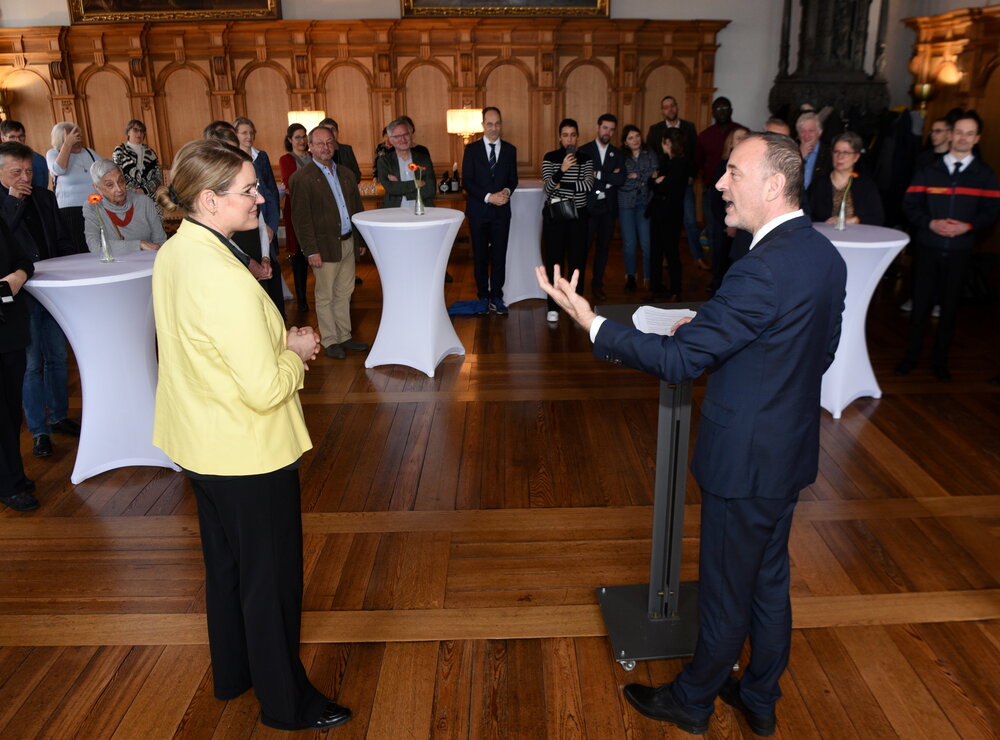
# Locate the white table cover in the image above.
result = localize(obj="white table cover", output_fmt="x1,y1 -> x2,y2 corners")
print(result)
24,251 -> 178,484
815,223 -> 909,419
505,180 -> 546,304
352,207 -> 465,377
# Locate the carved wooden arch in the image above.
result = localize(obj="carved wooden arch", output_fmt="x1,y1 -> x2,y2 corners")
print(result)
0,67 -> 54,97
234,59 -> 294,98
315,58 -> 374,91
637,57 -> 693,92
969,53 -> 1000,97
556,57 -> 613,90
476,57 -> 535,90
396,57 -> 456,90
154,60 -> 212,95
77,62 -> 134,98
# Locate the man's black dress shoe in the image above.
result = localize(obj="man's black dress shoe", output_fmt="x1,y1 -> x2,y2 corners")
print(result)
719,679 -> 776,737
50,418 -> 81,437
894,359 -> 915,376
32,434 -> 53,458
311,700 -> 352,730
324,344 -> 346,360
623,683 -> 708,734
1,490 -> 40,512
340,338 -> 369,352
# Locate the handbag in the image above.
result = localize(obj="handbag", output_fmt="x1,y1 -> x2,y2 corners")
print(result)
544,195 -> 578,222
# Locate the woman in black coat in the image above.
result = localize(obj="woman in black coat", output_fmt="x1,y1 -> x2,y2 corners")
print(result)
645,128 -> 691,301
810,131 -> 884,226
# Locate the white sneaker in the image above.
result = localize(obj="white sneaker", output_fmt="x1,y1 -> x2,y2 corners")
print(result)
546,310 -> 559,323
900,299 -> 913,312
931,304 -> 941,318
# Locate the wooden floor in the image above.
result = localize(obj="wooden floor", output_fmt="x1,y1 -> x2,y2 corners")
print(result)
2,235 -> 1000,739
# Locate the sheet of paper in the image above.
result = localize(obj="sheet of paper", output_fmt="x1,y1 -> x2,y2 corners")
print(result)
632,306 -> 697,336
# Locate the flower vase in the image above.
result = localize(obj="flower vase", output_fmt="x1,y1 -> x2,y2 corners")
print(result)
834,200 -> 847,231
98,228 -> 116,263
414,180 -> 425,216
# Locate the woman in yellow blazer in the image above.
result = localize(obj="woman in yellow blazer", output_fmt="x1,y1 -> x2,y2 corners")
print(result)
152,139 -> 350,732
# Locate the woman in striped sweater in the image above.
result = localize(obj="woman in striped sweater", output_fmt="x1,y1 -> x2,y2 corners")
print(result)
541,118 -> 594,323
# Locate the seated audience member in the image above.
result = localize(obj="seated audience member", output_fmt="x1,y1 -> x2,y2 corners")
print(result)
319,118 -> 362,184
84,159 -> 167,256
112,120 -> 162,199
376,117 -> 436,208
809,131 -> 883,226
46,122 -> 101,253
0,141 -> 80,459
0,120 -> 49,189
897,111 -> 1000,381
0,217 -> 37,511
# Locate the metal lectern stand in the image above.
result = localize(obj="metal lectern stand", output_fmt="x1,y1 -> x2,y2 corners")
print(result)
595,304 -> 699,671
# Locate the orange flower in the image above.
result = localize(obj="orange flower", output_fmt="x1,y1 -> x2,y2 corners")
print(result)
407,162 -> 425,172
850,172 -> 858,178
88,193 -> 102,204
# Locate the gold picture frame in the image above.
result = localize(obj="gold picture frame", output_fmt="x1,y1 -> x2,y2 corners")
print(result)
69,0 -> 281,24
402,0 -> 609,17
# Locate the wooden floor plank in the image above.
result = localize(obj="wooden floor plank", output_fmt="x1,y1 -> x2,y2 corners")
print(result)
111,645 -> 209,739
365,642 -> 439,740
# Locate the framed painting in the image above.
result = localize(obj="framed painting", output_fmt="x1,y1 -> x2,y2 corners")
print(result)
402,0 -> 609,17
69,0 -> 281,24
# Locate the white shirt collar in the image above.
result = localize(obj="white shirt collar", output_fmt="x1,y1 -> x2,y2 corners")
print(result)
483,137 -> 501,154
249,146 -> 260,162
748,209 -> 804,251
943,152 -> 974,172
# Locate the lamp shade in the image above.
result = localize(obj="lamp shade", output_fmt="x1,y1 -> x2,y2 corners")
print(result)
287,110 -> 327,132
446,108 -> 482,137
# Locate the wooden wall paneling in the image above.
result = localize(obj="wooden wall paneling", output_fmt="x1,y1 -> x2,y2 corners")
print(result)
1,68 -> 56,156
240,62 -> 292,163
401,60 -> 454,174
80,67 -> 133,160
978,68 -> 1000,172
561,61 -> 613,142
482,61 -> 534,170
157,66 -> 213,165
639,62 -> 689,140
321,62 -> 376,179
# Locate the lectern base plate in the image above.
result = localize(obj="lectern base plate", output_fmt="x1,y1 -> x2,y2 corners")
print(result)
597,582 -> 700,666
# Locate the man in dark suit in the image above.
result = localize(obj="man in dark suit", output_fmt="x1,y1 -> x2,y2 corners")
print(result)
462,106 -> 518,316
289,127 -> 369,361
0,142 -> 80,461
537,133 -> 846,736
320,117 -> 362,185
646,96 -> 703,269
579,114 -> 625,302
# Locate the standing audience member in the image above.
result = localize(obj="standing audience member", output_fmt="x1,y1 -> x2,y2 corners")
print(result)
153,139 -> 351,732
897,111 -> 1000,381
619,125 -> 657,292
46,122 -> 100,253
280,123 -> 311,312
290,126 -> 369,360
646,129 -> 690,302
376,118 -> 436,208
372,126 -> 392,179
83,160 -> 167,256
112,120 -> 162,199
0,217 -> 36,511
319,118 -> 362,185
580,114 -> 625,302
234,117 -> 284,316
541,118 -> 594,323
809,132 -> 884,226
0,141 -> 79,459
914,117 -> 952,171
696,98 -> 744,277
0,120 -> 49,189
709,126 -> 752,279
647,96 -> 703,270
462,106 -> 518,316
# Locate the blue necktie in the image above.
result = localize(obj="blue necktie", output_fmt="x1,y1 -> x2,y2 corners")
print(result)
489,142 -> 497,170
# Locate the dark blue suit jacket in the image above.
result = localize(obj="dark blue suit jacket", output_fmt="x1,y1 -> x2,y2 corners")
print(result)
252,149 -> 280,233
462,137 -> 518,223
0,185 -> 76,261
578,140 -> 626,215
594,215 -> 846,499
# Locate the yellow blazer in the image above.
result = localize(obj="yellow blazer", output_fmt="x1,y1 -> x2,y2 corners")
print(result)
152,219 -> 311,475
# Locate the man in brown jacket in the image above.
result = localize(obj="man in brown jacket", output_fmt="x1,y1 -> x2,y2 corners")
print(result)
290,126 -> 368,359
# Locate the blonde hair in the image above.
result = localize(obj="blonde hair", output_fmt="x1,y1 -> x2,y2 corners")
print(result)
156,139 -> 250,216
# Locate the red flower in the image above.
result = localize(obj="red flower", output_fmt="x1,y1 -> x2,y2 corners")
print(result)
407,162 -> 425,172
88,193 -> 102,204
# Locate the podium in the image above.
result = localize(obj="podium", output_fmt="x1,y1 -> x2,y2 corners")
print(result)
595,304 -> 699,671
